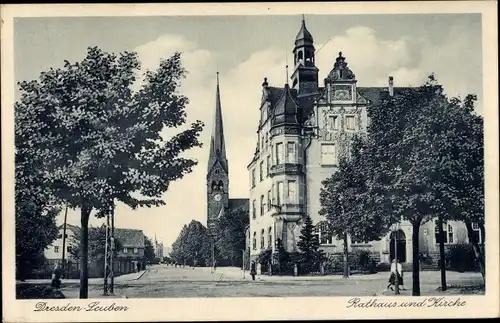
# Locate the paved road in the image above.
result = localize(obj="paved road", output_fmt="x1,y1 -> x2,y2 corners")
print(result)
58,264 -> 484,298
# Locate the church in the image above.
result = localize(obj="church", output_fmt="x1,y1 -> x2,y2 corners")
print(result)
206,73 -> 249,234
245,17 -> 482,267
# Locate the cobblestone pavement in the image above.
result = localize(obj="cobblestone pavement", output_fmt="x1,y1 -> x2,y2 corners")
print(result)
59,264 -> 484,298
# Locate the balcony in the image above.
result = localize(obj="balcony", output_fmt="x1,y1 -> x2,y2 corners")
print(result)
270,203 -> 304,222
269,163 -> 304,177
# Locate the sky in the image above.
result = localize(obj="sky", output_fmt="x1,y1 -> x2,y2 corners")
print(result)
14,14 -> 483,250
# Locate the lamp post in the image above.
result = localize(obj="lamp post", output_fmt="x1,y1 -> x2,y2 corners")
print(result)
394,223 -> 400,295
339,195 -> 349,279
393,166 -> 402,295
242,249 -> 246,279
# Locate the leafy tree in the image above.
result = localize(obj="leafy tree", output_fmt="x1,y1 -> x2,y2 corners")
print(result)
357,76 -> 447,296
170,220 -> 211,266
431,94 -> 484,281
320,135 -> 391,278
143,236 -> 155,263
15,202 -> 59,280
15,106 -> 60,280
296,215 -> 323,274
15,47 -> 203,298
214,207 -> 249,267
69,225 -> 122,261
357,74 -> 483,295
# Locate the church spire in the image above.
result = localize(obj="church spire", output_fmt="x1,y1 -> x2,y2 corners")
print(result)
208,70 -> 228,173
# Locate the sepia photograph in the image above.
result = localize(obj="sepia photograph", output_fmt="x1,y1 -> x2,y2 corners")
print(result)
2,2 -> 499,322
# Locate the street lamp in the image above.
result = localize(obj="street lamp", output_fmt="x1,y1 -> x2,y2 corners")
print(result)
393,222 -> 400,295
339,195 -> 350,279
393,165 -> 402,295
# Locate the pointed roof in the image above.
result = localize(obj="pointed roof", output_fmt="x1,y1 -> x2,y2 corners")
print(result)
208,72 -> 228,173
295,15 -> 314,46
272,83 -> 300,126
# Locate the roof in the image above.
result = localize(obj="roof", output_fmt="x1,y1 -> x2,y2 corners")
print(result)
58,224 -> 81,236
228,198 -> 249,211
357,87 -> 411,107
114,228 -> 145,248
272,84 -> 301,126
295,18 -> 314,46
207,73 -> 228,174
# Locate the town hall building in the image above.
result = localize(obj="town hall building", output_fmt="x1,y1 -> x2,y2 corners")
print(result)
245,17 -> 483,266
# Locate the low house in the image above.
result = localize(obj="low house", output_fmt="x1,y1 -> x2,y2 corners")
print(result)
114,228 -> 145,274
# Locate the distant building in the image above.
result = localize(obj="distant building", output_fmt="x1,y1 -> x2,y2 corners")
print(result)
154,235 -> 164,260
44,224 -> 80,263
114,228 -> 145,273
246,17 -> 484,265
45,224 -> 145,276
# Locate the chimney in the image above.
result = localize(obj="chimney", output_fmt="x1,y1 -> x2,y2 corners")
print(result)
388,76 -> 394,97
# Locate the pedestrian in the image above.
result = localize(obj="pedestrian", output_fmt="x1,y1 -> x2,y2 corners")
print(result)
250,260 -> 256,281
51,263 -> 62,289
213,260 -> 217,272
136,262 -> 141,273
386,258 -> 406,291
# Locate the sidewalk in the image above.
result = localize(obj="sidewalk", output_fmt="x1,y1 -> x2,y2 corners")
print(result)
17,269 -> 148,285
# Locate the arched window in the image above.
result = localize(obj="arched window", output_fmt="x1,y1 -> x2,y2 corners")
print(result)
217,180 -> 224,191
268,227 -> 272,248
260,229 -> 265,249
298,51 -> 304,62
252,232 -> 257,250
211,181 -> 217,191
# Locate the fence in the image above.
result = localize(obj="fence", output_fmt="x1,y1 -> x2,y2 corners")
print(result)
30,257 -> 140,279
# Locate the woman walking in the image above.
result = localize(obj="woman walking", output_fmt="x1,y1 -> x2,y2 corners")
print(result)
387,258 -> 406,291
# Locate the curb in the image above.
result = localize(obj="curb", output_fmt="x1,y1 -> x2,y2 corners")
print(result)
133,269 -> 149,281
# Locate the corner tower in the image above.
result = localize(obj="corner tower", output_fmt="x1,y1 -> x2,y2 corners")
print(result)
291,15 -> 319,97
207,72 -> 229,232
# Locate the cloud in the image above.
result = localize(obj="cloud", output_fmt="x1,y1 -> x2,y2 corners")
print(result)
60,22 -> 482,249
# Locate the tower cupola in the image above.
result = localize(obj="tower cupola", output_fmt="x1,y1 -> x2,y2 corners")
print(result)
291,15 -> 319,95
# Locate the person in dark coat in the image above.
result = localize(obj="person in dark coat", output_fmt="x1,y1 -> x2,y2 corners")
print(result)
51,263 -> 62,289
250,261 -> 257,281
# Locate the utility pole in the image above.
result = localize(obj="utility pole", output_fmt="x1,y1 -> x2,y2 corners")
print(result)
103,203 -> 115,296
103,210 -> 110,295
61,205 -> 69,275
110,204 -> 115,295
394,223 -> 400,295
438,215 -> 447,291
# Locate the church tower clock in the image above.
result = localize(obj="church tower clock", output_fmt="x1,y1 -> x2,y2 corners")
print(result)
207,72 -> 229,232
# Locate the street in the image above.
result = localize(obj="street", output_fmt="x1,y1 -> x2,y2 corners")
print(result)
57,264 -> 484,298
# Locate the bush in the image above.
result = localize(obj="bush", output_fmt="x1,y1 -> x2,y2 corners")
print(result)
16,284 -> 65,299
322,251 -> 378,275
445,243 -> 480,272
350,250 -> 376,273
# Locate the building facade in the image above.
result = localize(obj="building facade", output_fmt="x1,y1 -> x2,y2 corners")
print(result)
44,224 -> 80,263
247,18 -> 483,265
206,73 -> 249,234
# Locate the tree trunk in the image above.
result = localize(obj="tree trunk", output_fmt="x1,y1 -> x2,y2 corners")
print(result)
411,222 -> 421,296
464,220 -> 485,282
79,205 -> 91,299
438,216 -> 447,291
343,232 -> 349,278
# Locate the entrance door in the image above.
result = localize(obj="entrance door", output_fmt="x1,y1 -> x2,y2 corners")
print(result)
389,229 -> 406,263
